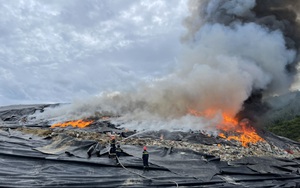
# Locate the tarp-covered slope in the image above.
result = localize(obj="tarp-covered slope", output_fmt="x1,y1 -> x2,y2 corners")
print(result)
1,105 -> 300,187
1,129 -> 300,187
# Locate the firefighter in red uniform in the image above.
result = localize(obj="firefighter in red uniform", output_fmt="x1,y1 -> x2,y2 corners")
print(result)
142,146 -> 149,171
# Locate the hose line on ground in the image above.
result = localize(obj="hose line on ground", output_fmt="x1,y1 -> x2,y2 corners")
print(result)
116,156 -> 179,187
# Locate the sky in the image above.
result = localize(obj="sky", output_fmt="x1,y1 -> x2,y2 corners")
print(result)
0,0 -> 188,106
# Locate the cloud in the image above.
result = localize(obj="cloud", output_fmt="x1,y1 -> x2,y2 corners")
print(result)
0,0 -> 187,105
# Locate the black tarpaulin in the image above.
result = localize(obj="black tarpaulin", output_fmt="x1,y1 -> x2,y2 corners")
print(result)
0,129 -> 300,187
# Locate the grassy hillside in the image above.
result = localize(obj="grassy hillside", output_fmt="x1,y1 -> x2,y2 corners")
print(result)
267,115 -> 300,142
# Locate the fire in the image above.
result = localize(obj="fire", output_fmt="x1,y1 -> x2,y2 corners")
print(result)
51,119 -> 94,128
188,109 -> 264,147
218,118 -> 264,147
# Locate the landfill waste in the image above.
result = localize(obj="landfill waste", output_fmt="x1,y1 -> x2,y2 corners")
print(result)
1,104 -> 300,187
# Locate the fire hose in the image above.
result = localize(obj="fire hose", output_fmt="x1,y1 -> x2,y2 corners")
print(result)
115,155 -> 179,187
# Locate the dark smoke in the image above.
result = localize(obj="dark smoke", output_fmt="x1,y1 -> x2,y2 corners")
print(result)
247,0 -> 300,123
184,0 -> 300,124
184,0 -> 300,51
254,0 -> 300,72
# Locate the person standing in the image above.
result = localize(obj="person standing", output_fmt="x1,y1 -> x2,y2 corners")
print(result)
142,146 -> 149,171
109,135 -> 116,158
116,144 -> 123,165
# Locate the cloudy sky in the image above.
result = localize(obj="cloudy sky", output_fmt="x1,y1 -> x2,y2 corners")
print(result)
0,0 -> 188,106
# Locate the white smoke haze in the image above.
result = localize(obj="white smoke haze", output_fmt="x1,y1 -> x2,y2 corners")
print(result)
36,0 -> 299,131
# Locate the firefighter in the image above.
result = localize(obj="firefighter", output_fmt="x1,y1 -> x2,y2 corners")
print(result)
109,135 -> 116,158
142,146 -> 149,171
110,136 -> 116,152
116,144 -> 123,165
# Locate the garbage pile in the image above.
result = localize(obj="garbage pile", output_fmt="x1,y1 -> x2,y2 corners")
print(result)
15,126 -> 300,161
2,104 -> 300,187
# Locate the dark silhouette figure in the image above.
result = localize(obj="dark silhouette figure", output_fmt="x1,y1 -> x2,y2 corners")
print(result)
116,144 -> 123,165
109,136 -> 116,158
142,146 -> 149,171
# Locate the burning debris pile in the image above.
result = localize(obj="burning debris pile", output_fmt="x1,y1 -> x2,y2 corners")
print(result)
1,102 -> 295,163
2,104 -> 300,187
15,125 -> 300,162
13,110 -> 300,162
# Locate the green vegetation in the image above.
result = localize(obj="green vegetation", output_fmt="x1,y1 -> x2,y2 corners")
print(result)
267,115 -> 300,142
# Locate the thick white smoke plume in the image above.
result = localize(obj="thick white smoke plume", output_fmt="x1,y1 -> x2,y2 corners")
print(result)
37,0 -> 299,131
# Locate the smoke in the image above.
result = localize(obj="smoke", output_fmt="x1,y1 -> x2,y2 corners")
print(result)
37,0 -> 300,131
183,0 -> 300,122
183,0 -> 300,50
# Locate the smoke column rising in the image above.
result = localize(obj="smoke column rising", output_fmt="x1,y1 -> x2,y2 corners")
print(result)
39,0 -> 300,131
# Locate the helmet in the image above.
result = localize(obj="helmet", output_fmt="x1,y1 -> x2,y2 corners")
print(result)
143,146 -> 147,150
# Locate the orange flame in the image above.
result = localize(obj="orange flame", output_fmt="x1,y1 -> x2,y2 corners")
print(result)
218,118 -> 264,147
188,109 -> 264,147
51,119 -> 94,128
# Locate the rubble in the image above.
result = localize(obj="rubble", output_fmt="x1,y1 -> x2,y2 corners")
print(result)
1,104 -> 300,162
13,127 -> 300,161
2,104 -> 300,187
